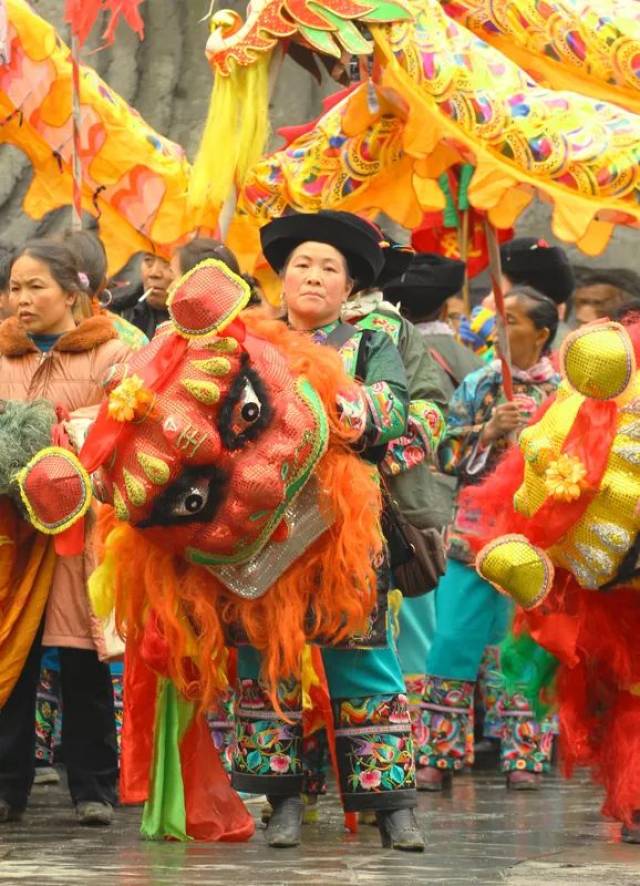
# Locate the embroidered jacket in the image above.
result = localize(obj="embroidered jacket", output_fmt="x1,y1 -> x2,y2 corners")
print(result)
351,306 -> 446,472
442,360 -> 560,562
313,319 -> 410,449
344,298 -> 451,529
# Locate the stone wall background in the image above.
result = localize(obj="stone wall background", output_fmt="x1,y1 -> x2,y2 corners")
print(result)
0,1 -> 636,273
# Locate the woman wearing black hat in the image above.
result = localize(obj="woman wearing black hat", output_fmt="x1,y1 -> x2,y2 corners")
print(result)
379,253 -> 484,724
417,286 -> 561,792
229,211 -> 423,852
499,238 -> 575,306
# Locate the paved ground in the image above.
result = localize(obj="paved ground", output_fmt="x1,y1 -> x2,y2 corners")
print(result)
1,768 -> 640,885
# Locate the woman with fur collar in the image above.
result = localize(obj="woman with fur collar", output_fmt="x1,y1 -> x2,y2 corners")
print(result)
0,239 -> 132,827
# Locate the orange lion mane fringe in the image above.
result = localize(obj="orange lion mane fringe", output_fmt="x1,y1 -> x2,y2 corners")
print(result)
96,316 -> 382,709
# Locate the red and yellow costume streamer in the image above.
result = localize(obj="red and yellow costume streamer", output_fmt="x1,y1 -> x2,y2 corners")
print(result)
0,0 -> 191,273
0,498 -> 56,707
471,320 -> 640,826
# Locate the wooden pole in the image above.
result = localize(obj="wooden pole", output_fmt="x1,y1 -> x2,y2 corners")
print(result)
460,208 -> 470,315
485,220 -> 514,400
70,33 -> 82,231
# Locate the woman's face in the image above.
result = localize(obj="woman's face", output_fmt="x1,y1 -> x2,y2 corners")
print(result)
282,241 -> 353,330
9,255 -> 76,335
446,296 -> 464,332
504,294 -> 549,370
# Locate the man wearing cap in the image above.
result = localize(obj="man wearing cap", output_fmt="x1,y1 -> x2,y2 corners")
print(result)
572,267 -> 640,327
384,253 -> 482,402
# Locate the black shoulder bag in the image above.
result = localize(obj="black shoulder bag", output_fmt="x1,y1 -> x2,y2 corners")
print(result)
324,323 -> 415,572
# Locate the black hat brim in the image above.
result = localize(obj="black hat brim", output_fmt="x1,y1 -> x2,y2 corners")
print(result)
500,241 -> 574,304
383,258 -> 465,311
384,284 -> 458,313
260,213 -> 384,289
377,247 -> 414,288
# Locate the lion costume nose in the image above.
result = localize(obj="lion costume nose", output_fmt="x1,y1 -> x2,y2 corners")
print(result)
476,535 -> 554,611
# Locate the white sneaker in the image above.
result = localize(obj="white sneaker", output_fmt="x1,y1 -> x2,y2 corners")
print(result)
238,792 -> 267,805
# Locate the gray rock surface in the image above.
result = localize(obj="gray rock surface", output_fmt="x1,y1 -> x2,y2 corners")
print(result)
0,2 -> 333,255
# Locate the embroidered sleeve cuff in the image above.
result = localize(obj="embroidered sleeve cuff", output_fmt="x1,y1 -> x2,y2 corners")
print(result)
362,381 -> 406,445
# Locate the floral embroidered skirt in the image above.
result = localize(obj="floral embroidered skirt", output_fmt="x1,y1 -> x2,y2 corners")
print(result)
232,642 -> 418,812
418,558 -> 553,773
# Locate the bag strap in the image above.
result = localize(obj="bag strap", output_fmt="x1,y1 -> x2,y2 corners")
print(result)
428,347 -> 459,387
325,322 -> 375,383
325,322 -> 359,351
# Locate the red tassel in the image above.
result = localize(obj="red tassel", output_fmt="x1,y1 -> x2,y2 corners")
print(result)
53,518 -> 85,557
464,395 -> 618,554
306,647 -> 359,834
65,0 -> 144,47
523,579 -> 640,824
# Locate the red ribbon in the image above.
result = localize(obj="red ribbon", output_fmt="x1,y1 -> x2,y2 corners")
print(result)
78,333 -> 189,475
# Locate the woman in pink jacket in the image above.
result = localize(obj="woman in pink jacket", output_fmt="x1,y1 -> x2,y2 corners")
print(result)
0,239 -> 132,826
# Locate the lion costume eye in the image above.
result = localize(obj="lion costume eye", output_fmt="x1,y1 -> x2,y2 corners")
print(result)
232,378 -> 262,431
136,467 -> 226,528
218,365 -> 272,451
170,477 -> 211,518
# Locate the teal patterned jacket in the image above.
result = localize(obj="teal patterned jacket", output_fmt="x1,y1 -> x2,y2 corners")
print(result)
442,360 -> 560,562
353,308 -> 446,472
313,320 -> 409,449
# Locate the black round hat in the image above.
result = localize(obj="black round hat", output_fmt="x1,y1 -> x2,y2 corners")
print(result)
260,210 -> 384,289
500,237 -> 574,304
377,241 -> 415,288
383,253 -> 466,314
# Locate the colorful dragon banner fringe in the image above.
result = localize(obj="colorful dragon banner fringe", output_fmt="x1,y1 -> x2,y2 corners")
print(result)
206,0 -> 640,257
2,0 -> 640,274
0,0 -> 191,273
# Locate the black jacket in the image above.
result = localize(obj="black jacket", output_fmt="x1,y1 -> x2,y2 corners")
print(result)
110,283 -> 169,339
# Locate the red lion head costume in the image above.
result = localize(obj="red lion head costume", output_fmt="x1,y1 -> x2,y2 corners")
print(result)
18,260 -> 382,703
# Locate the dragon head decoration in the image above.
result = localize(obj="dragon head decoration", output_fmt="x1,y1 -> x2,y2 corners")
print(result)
16,259 -> 382,701
91,272 -> 328,574
188,0 -> 411,224
205,0 -> 410,78
473,320 -> 640,610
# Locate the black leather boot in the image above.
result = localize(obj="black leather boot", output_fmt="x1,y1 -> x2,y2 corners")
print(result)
265,794 -> 303,848
376,807 -> 425,852
621,811 -> 640,844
